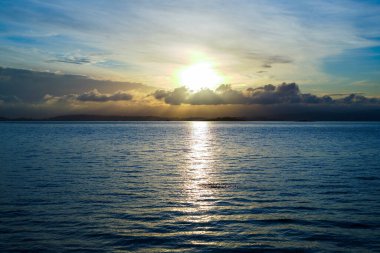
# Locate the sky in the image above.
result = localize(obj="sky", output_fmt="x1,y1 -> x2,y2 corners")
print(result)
0,0 -> 380,119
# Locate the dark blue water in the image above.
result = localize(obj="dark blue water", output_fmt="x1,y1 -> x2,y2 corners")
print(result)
0,122 -> 380,252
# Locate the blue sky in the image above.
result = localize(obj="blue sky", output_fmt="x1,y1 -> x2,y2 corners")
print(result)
0,0 -> 380,95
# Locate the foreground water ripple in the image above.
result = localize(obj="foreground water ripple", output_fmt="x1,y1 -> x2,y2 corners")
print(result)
0,121 -> 380,252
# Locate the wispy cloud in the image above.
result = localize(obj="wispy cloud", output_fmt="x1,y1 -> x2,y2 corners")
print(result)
47,56 -> 93,65
0,0 -> 379,91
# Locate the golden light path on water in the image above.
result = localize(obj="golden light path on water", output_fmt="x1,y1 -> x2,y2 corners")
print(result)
179,122 -> 239,248
183,122 -> 215,224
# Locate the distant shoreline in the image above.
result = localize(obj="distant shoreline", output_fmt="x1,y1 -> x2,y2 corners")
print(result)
1,115 -> 380,122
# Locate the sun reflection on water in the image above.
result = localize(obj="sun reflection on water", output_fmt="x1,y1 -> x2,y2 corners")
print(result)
182,121 -> 216,223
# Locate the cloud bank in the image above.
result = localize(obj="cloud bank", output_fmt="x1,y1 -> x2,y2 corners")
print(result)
0,67 -> 154,102
0,68 -> 379,120
153,83 -> 380,105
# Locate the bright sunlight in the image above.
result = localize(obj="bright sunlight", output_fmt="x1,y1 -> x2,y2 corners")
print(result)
179,62 -> 223,91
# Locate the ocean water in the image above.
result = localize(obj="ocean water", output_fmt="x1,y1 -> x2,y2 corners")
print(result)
0,121 -> 379,252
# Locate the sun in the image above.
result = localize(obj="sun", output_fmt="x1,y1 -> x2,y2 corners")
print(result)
178,62 -> 223,91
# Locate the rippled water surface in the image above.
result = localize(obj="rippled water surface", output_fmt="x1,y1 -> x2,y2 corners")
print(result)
1,122 -> 380,252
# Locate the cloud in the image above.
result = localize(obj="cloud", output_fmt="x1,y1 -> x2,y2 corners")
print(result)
0,69 -> 379,120
261,55 -> 293,69
153,83 -> 380,105
0,95 -> 21,103
1,0 -> 380,89
153,87 -> 188,105
187,89 -> 223,105
77,89 -> 132,102
1,84 -> 380,121
0,67 -> 155,102
44,89 -> 133,103
47,56 -> 92,65
46,52 -> 117,66
339,94 -> 379,104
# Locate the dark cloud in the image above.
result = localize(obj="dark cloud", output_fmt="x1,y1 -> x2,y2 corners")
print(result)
187,89 -> 223,105
0,67 -> 155,102
45,89 -> 133,103
153,87 -> 188,105
217,84 -> 248,104
261,55 -> 293,68
267,55 -> 293,64
153,83 -> 380,106
338,94 -> 379,104
77,89 -> 133,102
247,83 -> 302,104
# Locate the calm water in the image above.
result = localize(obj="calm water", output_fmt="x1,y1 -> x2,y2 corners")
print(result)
0,122 -> 380,252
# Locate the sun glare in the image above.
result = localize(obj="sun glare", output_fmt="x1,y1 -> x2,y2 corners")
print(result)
179,63 -> 223,91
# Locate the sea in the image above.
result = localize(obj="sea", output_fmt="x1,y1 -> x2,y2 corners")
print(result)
0,121 -> 379,252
